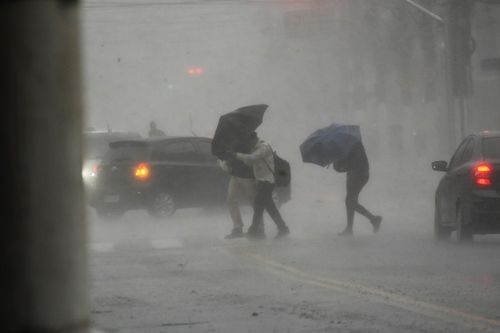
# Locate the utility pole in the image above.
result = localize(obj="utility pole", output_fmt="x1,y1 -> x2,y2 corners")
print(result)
400,0 -> 452,150
1,1 -> 89,332
447,0 -> 474,142
402,0 -> 473,148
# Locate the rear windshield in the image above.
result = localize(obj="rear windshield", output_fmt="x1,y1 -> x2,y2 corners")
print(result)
84,133 -> 141,158
102,143 -> 150,163
483,137 -> 500,159
85,136 -> 112,159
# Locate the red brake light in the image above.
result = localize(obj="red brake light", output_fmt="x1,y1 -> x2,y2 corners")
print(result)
473,163 -> 493,186
476,165 -> 491,173
476,178 -> 492,186
134,163 -> 150,180
473,163 -> 492,177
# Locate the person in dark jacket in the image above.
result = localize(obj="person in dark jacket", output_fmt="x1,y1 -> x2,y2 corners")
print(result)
148,121 -> 166,138
334,141 -> 382,236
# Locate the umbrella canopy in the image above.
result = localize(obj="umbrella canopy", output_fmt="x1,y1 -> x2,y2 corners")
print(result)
211,104 -> 268,160
300,123 -> 361,167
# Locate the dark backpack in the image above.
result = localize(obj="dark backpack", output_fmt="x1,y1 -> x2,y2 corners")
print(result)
271,152 -> 291,187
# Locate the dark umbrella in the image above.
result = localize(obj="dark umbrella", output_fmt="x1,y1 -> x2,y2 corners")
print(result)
211,104 -> 268,160
300,123 -> 361,167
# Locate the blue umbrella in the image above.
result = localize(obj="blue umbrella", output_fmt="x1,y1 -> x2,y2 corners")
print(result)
300,123 -> 361,167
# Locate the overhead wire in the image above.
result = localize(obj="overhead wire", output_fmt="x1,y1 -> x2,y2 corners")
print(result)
82,0 -> 300,9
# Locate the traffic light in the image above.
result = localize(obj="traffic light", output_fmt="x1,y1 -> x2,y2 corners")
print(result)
187,66 -> 204,76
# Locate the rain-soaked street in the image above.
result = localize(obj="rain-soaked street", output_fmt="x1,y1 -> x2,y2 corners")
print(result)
80,1 -> 500,332
5,1 -> 500,332
88,190 -> 500,333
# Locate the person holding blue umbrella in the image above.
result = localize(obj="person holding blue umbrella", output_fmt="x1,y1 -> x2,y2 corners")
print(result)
333,141 -> 382,236
300,123 -> 382,236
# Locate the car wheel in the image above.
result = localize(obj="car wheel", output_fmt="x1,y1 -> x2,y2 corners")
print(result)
96,206 -> 125,220
148,191 -> 176,218
456,205 -> 473,243
434,205 -> 451,241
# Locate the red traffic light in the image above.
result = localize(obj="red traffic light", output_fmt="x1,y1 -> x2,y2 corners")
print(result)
187,67 -> 204,76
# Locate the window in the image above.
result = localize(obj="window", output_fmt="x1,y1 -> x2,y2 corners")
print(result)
102,144 -> 150,163
483,137 -> 500,159
448,138 -> 470,170
196,140 -> 217,161
152,141 -> 198,162
460,138 -> 475,164
85,132 -> 142,159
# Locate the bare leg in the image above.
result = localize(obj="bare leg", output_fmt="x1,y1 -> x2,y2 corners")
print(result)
227,177 -> 244,230
341,172 -> 379,235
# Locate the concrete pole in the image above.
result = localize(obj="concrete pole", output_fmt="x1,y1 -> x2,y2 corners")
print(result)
442,9 -> 458,152
447,0 -> 474,142
0,1 -> 89,332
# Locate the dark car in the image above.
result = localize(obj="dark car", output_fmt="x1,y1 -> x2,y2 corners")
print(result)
83,130 -> 142,192
89,136 -> 291,218
432,131 -> 500,242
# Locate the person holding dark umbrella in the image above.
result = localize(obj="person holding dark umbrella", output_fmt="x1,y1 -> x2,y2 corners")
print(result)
300,123 -> 382,236
211,105 -> 269,239
229,132 -> 290,239
219,140 -> 257,239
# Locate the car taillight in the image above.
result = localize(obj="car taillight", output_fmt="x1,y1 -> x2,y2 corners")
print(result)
473,162 -> 493,187
91,164 -> 98,177
134,163 -> 150,180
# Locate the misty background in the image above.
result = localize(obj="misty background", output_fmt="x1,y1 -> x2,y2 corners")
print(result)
81,0 -> 500,235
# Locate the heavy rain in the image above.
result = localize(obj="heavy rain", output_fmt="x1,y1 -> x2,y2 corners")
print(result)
3,1 -> 500,333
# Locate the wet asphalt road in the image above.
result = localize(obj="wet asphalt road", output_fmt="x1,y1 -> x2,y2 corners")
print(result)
88,197 -> 500,333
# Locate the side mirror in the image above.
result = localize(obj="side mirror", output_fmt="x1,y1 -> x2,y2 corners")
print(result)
432,160 -> 448,172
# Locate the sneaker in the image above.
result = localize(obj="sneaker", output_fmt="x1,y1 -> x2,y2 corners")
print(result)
338,228 -> 353,237
275,227 -> 290,239
371,216 -> 382,233
224,228 -> 244,239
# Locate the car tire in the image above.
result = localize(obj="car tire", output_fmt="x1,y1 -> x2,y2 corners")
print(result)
456,204 -> 473,243
434,205 -> 451,241
148,191 -> 176,218
96,206 -> 125,220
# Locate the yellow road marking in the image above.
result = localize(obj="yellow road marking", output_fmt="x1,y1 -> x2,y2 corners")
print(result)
239,251 -> 500,332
